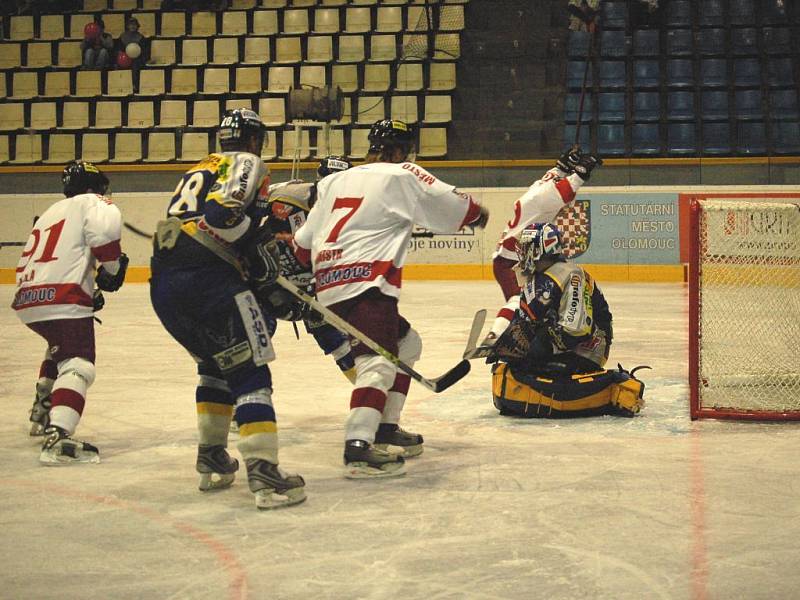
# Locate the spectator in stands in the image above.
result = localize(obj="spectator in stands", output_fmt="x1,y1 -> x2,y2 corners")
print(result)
82,18 -> 114,69
567,0 -> 599,32
117,18 -> 150,69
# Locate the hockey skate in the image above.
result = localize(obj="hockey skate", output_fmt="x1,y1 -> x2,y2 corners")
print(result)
344,439 -> 406,479
374,424 -> 424,458
245,458 -> 306,510
28,394 -> 51,436
196,444 -> 239,491
39,426 -> 99,466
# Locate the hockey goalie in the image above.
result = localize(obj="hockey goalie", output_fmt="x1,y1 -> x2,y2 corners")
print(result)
479,223 -> 646,418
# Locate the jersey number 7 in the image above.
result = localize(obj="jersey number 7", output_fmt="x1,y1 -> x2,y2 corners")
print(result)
325,197 -> 363,243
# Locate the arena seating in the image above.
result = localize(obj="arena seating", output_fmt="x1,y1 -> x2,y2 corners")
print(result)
0,0 -> 466,163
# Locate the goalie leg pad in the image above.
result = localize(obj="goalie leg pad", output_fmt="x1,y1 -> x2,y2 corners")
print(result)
491,363 -> 645,418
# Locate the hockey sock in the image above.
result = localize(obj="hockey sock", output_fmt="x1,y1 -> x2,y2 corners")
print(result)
235,388 -> 279,464
49,357 -> 95,435
490,297 -> 521,338
347,354 -> 394,443
36,356 -> 58,400
196,375 -> 234,446
381,373 -> 411,424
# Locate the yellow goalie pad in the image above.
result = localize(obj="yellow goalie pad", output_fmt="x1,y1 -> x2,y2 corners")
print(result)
491,362 -> 645,418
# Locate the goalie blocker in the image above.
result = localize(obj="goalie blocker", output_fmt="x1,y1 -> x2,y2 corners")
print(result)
491,362 -> 646,418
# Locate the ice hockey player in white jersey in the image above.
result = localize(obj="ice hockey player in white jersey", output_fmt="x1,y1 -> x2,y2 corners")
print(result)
293,119 -> 489,478
12,161 -> 128,465
485,147 -> 602,347
149,108 -> 305,509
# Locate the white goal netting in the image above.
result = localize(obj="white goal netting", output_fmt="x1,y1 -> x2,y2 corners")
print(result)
693,198 -> 800,417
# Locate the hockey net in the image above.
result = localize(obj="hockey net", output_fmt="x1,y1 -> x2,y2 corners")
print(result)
689,197 -> 800,420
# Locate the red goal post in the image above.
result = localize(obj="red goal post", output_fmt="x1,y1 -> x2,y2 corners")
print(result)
688,193 -> 800,420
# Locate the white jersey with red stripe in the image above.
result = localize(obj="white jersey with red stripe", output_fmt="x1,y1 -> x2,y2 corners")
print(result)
294,161 -> 481,306
12,193 -> 122,324
493,168 -> 585,261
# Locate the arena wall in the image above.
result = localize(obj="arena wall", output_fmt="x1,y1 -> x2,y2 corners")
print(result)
2,186 -> 798,284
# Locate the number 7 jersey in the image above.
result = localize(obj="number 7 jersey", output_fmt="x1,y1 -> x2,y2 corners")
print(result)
12,193 -> 122,324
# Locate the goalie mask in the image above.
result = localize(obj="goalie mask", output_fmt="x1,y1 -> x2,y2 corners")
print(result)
516,222 -> 564,276
62,160 -> 109,197
367,119 -> 416,159
317,155 -> 353,180
219,108 -> 267,154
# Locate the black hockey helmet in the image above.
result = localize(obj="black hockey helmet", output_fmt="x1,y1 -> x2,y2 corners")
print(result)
367,119 -> 416,156
62,160 -> 109,197
317,155 -> 353,180
219,108 -> 267,153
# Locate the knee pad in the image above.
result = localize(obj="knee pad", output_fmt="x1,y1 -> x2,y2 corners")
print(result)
398,328 -> 422,364
354,354 -> 396,393
56,357 -> 96,388
198,374 -> 231,393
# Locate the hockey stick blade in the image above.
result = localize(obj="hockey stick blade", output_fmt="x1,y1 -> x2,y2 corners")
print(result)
462,309 -> 487,359
274,276 -> 470,393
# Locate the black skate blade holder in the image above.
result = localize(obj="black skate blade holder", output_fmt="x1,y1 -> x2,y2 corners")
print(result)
275,275 -> 472,393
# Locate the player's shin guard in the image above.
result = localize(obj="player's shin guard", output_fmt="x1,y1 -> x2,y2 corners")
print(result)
346,354 -> 395,443
488,297 -> 521,341
48,357 -> 95,436
30,356 -> 58,436
196,374 -> 234,446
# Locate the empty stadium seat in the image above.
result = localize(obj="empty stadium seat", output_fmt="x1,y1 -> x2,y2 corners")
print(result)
213,38 -> 240,64
283,9 -> 310,34
736,121 -> 766,154
221,11 -> 247,36
633,60 -> 660,89
597,92 -> 625,122
598,61 -> 626,89
666,29 -> 693,56
299,65 -> 326,88
11,134 -> 42,163
0,103 -> 24,131
267,66 -> 295,92
349,127 -> 370,158
30,102 -> 57,130
667,123 -> 696,154
181,39 -> 208,65
761,0 -> 791,25
355,96 -> 386,123
62,102 -> 90,129
307,35 -> 334,63
631,123 -> 661,155
767,58 -> 795,88
345,7 -> 372,33
667,91 -> 695,121
377,6 -> 403,32
338,34 -> 366,62
43,71 -> 70,98
0,136 -> 9,164
730,28 -> 758,56
763,27 -> 792,55
429,62 -> 457,91
440,4 -> 466,30
260,130 -> 278,160
633,91 -> 659,122
172,68 -> 199,95
391,95 -> 419,123
11,72 -> 39,99
314,8 -> 340,33
192,100 -> 220,126
423,95 -> 452,123
666,1 -> 692,27
563,124 -> 590,151
770,89 -> 800,121
127,101 -> 154,128
180,132 -> 210,161
234,67 -> 262,93
733,58 -> 761,87
395,62 -> 424,91
150,39 -> 176,65
701,90 -> 729,121
699,59 -> 727,88
632,30 -> 659,57
252,10 -> 280,35
433,33 -> 461,59
316,127 -> 345,157
144,132 -> 176,162
568,30 -> 591,58
107,70 -> 134,97
279,128 -> 311,159
698,28 -> 725,56
702,122 -> 732,154
567,60 -> 592,90
26,42 -> 53,68
597,123 -> 625,155
370,34 -> 398,61
138,69 -> 166,95
275,36 -> 303,63
243,38 -> 270,64
10,16 -> 34,40
417,127 -> 447,157
0,43 -> 21,69
406,5 -> 430,31
772,121 -> 800,153
160,12 -> 187,37
599,30 -> 626,57
666,59 -> 694,88
698,0 -> 724,26
82,132 -> 109,162
734,89 -> 763,120
601,2 -> 627,28
44,133 -> 76,164
259,97 -> 286,127
159,100 -> 187,128
40,14 -> 66,40
57,41 -> 83,67
564,93 -> 593,123
132,12 -> 156,37
729,0 -> 756,25
94,101 -> 122,129
363,64 -> 391,92
332,64 -> 359,92
75,70 -> 102,97
110,132 -> 143,163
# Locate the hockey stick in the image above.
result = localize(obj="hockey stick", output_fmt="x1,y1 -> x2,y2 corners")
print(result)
123,221 -> 154,239
573,24 -> 597,149
274,275 -> 471,393
462,309 -> 487,359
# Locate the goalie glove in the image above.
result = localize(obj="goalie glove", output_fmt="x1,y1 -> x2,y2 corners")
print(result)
95,253 -> 129,292
243,228 -> 281,293
555,148 -> 581,174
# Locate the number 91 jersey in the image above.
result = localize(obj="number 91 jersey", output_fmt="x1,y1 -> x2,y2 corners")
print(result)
167,151 -> 270,247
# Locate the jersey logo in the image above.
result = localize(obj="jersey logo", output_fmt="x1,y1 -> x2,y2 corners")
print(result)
271,201 -> 294,220
555,198 -> 591,258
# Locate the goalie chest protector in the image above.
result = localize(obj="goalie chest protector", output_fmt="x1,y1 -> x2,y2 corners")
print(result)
491,362 -> 645,418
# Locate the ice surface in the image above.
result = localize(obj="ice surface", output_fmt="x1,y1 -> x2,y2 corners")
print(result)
2,281 -> 799,600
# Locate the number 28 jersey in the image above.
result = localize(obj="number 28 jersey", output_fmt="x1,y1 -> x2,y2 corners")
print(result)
12,193 -> 122,324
